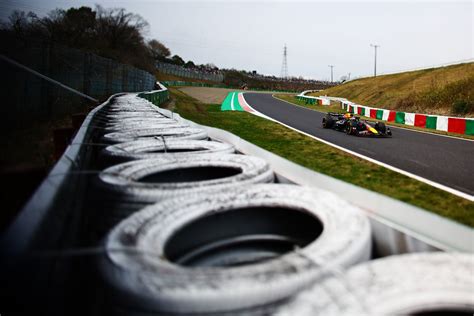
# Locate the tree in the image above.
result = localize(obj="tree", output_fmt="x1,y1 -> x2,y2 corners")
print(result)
148,39 -> 171,60
184,60 -> 196,68
5,10 -> 40,37
204,63 -> 217,70
2,6 -> 157,72
171,54 -> 185,66
40,7 -> 96,48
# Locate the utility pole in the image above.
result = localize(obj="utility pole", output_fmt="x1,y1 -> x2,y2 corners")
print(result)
348,72 -> 351,80
280,44 -> 288,79
370,44 -> 380,77
328,65 -> 334,83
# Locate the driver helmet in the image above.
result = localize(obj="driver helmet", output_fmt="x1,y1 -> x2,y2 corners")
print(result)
344,112 -> 353,119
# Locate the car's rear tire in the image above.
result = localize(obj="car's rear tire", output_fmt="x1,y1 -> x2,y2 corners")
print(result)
345,122 -> 352,135
322,115 -> 334,128
375,122 -> 387,134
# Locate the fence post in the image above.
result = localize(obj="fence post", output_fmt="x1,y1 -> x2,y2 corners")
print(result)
106,59 -> 112,95
41,41 -> 52,120
122,65 -> 128,92
83,52 -> 91,100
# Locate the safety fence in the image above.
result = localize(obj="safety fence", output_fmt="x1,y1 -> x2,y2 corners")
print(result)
156,61 -> 224,82
163,80 -> 301,93
162,81 -> 228,88
0,37 -> 156,127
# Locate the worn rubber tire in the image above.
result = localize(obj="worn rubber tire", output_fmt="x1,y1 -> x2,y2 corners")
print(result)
104,117 -> 176,126
98,154 -> 274,203
106,107 -> 159,112
102,117 -> 172,127
104,112 -> 167,120
93,154 -> 273,237
101,139 -> 235,165
101,127 -> 208,144
102,122 -> 189,133
276,252 -> 474,316
101,184 -> 371,314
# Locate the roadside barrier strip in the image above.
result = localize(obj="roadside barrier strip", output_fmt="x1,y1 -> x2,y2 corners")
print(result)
296,95 -> 331,106
297,94 -> 474,135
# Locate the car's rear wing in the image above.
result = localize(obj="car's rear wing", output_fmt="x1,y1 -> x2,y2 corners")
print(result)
326,112 -> 343,118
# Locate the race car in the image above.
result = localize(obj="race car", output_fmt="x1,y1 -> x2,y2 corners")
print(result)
322,112 -> 392,137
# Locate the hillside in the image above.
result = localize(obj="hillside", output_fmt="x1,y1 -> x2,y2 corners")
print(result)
311,62 -> 474,117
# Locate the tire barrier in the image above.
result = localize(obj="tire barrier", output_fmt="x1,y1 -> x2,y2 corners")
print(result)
101,122 -> 189,134
93,154 -> 274,235
6,85 -> 467,316
101,184 -> 371,315
98,154 -> 274,204
101,139 -> 235,165
103,116 -> 173,124
276,252 -> 474,316
101,127 -> 209,144
102,112 -> 165,120
105,107 -> 161,112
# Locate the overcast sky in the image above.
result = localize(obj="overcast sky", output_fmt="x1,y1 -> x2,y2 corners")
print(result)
1,0 -> 472,80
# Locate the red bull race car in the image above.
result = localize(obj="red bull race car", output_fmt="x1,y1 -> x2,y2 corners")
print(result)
322,112 -> 392,137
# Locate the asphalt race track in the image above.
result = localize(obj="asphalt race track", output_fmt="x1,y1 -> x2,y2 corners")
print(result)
244,93 -> 474,198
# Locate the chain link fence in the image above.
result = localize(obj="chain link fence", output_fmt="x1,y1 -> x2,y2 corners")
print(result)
156,61 -> 224,82
0,37 -> 156,128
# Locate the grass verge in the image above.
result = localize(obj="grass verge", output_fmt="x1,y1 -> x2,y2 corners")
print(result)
306,62 -> 474,117
274,94 -> 474,140
169,88 -> 473,227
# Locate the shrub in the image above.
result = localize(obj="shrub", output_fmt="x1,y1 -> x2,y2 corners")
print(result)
452,100 -> 474,115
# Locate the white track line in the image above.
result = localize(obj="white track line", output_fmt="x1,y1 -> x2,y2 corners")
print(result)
241,94 -> 474,202
272,94 -> 474,142
230,92 -> 235,111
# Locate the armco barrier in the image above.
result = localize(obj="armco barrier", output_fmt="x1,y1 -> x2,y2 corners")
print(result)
340,99 -> 474,136
296,93 -> 331,106
138,82 -> 169,104
297,91 -> 474,136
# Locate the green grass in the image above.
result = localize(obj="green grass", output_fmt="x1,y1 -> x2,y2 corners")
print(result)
274,94 -> 474,140
167,88 -> 474,227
